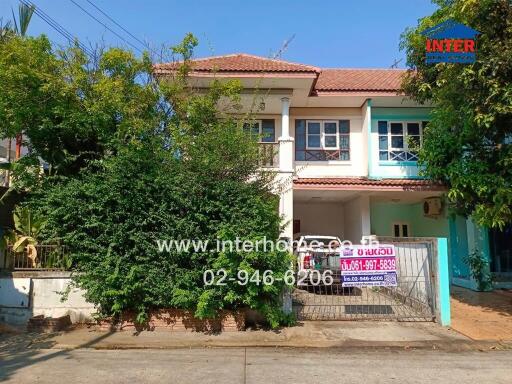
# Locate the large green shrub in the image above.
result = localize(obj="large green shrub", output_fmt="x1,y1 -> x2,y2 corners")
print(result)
31,143 -> 291,326
8,32 -> 292,327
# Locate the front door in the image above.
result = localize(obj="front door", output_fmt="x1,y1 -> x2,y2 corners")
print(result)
490,224 -> 512,276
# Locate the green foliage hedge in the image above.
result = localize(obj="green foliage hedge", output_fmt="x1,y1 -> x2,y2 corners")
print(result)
2,32 -> 293,327
30,145 -> 293,327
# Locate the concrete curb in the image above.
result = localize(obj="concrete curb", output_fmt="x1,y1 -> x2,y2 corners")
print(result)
46,340 -> 512,352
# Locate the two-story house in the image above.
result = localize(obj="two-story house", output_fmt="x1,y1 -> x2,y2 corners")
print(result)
154,54 -> 511,291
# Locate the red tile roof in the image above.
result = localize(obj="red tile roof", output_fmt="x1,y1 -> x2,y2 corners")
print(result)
154,53 -> 320,74
154,54 -> 407,92
315,69 -> 406,93
293,178 -> 445,191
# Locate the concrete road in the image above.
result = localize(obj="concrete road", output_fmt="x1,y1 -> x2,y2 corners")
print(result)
1,347 -> 511,383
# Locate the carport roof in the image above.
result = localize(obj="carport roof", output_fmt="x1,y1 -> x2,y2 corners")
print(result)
293,178 -> 446,191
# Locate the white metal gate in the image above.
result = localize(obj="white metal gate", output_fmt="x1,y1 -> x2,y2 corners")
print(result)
292,238 -> 437,321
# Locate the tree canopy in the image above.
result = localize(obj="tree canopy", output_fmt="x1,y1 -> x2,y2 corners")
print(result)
0,34 -> 159,177
1,31 -> 291,326
401,0 -> 512,228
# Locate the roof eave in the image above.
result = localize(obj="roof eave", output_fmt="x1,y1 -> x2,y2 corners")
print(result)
312,90 -> 403,97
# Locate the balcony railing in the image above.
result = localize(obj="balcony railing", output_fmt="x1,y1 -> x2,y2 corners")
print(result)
295,149 -> 349,161
259,143 -> 279,167
2,244 -> 71,271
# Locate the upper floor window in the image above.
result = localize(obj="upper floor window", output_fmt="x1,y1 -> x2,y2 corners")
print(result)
244,120 -> 275,143
295,120 -> 350,161
378,121 -> 426,161
306,120 -> 349,150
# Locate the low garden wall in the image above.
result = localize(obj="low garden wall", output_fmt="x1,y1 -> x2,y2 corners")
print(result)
0,272 -> 248,331
0,271 -> 96,326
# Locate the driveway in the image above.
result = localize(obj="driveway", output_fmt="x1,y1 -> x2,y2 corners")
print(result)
451,286 -> 512,340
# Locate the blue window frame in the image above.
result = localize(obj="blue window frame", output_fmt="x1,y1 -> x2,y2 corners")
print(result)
296,119 -> 350,161
378,120 -> 424,161
243,120 -> 275,142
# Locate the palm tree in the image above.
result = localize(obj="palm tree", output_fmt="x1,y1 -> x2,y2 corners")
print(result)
11,3 -> 35,37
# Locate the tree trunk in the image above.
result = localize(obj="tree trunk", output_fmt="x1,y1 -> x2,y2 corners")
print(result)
15,133 -> 22,159
5,137 -> 12,187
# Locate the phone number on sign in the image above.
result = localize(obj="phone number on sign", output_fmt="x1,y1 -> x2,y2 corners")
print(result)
203,269 -> 335,286
341,258 -> 396,272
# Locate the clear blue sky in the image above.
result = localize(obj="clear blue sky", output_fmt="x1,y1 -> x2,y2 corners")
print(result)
1,0 -> 437,68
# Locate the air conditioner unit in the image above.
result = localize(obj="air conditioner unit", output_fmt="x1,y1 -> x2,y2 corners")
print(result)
423,197 -> 443,217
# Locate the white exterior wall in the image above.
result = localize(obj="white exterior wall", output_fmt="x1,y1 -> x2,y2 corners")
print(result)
294,202 -> 344,239
290,108 -> 366,178
343,195 -> 371,243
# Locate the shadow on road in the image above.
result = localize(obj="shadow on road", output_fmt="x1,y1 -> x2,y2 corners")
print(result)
0,329 -> 115,382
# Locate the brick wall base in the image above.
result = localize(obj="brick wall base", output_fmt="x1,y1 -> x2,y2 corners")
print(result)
96,309 -> 246,332
27,314 -> 72,333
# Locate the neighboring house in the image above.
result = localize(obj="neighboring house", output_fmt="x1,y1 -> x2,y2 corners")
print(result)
0,139 -> 17,186
0,138 -> 30,186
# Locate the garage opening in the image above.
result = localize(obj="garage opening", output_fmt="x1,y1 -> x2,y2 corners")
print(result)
292,238 -> 436,321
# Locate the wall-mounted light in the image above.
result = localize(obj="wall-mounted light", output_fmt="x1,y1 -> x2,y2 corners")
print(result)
259,102 -> 266,111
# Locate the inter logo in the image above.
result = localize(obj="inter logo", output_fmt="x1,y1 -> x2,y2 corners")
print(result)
421,19 -> 479,64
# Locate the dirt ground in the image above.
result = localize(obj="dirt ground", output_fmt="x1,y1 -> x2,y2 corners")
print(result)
450,286 -> 512,340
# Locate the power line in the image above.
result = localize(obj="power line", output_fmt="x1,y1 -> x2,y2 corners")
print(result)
20,0 -> 94,56
24,0 -> 94,56
67,0 -> 144,54
20,0 -> 75,45
84,0 -> 149,51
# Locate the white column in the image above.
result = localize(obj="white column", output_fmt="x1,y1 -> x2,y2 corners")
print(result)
360,194 -> 371,239
278,179 -> 294,241
278,97 -> 293,173
280,97 -> 291,138
278,97 -> 294,240
361,98 -> 372,178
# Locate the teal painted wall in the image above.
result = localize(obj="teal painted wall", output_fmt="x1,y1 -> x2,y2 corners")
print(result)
408,203 -> 449,237
370,201 -> 449,238
450,217 -> 494,290
450,216 -> 470,279
370,107 -> 432,179
370,202 -> 412,236
372,107 -> 432,120
437,238 -> 451,326
370,201 -> 454,287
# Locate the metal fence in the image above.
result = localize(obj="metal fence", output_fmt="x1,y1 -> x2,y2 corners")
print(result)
259,143 -> 278,167
2,244 -> 71,271
292,238 -> 436,321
